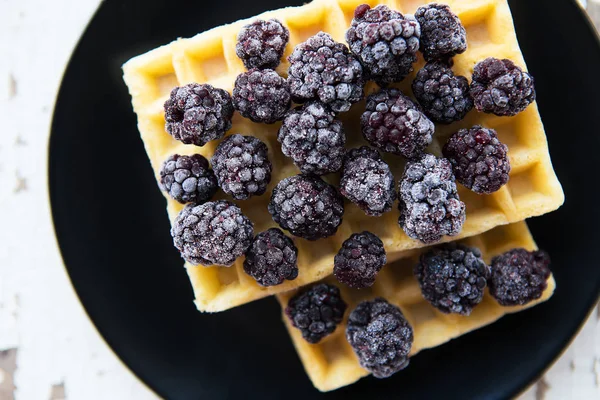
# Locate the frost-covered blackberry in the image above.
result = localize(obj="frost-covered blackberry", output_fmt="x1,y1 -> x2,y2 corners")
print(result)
334,231 -> 386,289
236,19 -> 289,70
232,69 -> 291,123
415,3 -> 467,61
159,154 -> 217,204
243,228 -> 298,287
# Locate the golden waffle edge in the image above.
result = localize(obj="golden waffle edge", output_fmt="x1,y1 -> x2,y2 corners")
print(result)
122,0 -> 564,312
277,221 -> 555,391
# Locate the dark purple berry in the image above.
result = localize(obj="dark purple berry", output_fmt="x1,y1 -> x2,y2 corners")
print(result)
470,57 -> 536,116
346,298 -> 413,378
346,4 -> 421,84
285,283 -> 347,343
232,69 -> 291,123
210,134 -> 272,200
288,32 -> 364,112
334,231 -> 386,289
361,88 -> 434,159
171,200 -> 254,266
415,3 -> 467,61
164,83 -> 233,146
243,228 -> 298,287
489,248 -> 551,306
159,154 -> 218,204
443,125 -> 510,194
415,243 -> 490,315
278,102 -> 346,175
236,19 -> 289,70
398,154 -> 465,244
340,146 -> 395,216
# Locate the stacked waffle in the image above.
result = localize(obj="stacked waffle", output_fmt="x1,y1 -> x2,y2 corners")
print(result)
123,0 -> 563,391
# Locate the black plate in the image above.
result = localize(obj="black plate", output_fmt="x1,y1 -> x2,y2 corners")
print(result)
49,0 -> 600,399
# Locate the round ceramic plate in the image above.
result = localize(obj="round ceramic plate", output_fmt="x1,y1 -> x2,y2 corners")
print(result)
49,0 -> 600,398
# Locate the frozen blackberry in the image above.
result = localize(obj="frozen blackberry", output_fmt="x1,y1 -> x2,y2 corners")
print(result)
340,146 -> 395,216
346,298 -> 413,378
443,126 -> 510,194
243,228 -> 298,287
285,283 -> 347,344
232,69 -> 291,124
164,83 -> 233,146
361,88 -> 434,159
288,32 -> 364,112
415,243 -> 490,315
334,231 -> 386,289
346,4 -> 421,84
398,154 -> 465,244
236,19 -> 289,70
470,58 -> 536,116
210,134 -> 272,200
268,174 -> 344,240
278,102 -> 346,175
159,154 -> 218,204
489,248 -> 551,306
415,3 -> 467,61
412,61 -> 473,124
171,200 -> 254,266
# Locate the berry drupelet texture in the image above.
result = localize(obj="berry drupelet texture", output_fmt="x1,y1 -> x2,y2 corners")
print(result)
243,228 -> 298,287
287,32 -> 364,112
285,283 -> 347,343
268,174 -> 344,241
398,154 -> 465,244
171,200 -> 254,266
346,4 -> 421,85
415,243 -> 490,315
164,83 -> 233,146
278,102 -> 346,175
415,3 -> 467,61
236,19 -> 289,70
340,146 -> 396,216
361,88 -> 434,159
232,69 -> 291,124
489,248 -> 551,306
334,231 -> 386,289
470,57 -> 536,116
159,154 -> 218,204
412,61 -> 473,124
346,298 -> 413,378
443,126 -> 510,194
210,134 -> 272,200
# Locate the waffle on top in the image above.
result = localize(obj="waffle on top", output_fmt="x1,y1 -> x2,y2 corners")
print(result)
122,0 -> 563,312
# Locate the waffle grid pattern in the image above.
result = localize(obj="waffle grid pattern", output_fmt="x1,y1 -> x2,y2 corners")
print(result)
277,221 -> 556,391
123,0 -> 563,312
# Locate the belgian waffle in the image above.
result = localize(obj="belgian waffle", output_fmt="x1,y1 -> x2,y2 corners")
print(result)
122,0 -> 563,312
276,221 -> 555,391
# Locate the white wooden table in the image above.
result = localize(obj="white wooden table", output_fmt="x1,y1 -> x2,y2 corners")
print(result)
0,0 -> 598,398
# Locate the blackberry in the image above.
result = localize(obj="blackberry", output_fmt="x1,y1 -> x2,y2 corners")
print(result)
415,3 -> 467,61
412,61 -> 473,124
159,154 -> 218,204
415,243 -> 490,315
236,19 -> 289,70
210,134 -> 272,200
268,174 -> 344,240
278,102 -> 346,175
340,146 -> 396,216
164,83 -> 233,146
489,248 -> 551,306
443,126 -> 510,194
346,298 -> 413,378
288,32 -> 364,112
285,283 -> 347,344
243,228 -> 298,287
398,154 -> 465,244
232,69 -> 291,124
346,4 -> 421,84
334,231 -> 386,289
470,57 -> 536,116
361,88 -> 434,159
171,200 -> 254,266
